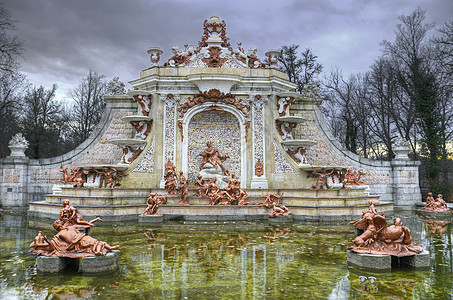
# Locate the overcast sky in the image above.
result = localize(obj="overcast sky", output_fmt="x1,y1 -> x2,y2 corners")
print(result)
3,0 -> 453,102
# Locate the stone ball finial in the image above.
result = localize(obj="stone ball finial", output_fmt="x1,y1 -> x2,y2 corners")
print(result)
8,133 -> 29,157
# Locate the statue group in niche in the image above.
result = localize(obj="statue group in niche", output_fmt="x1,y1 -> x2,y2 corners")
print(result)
30,200 -> 119,258
422,192 -> 450,212
349,200 -> 423,256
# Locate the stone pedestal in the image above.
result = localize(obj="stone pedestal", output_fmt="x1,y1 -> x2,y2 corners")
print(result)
418,209 -> 452,218
79,250 -> 120,273
138,215 -> 164,223
399,251 -> 430,268
347,250 -> 391,270
250,176 -> 268,189
36,256 -> 66,273
347,250 -> 430,270
35,250 -> 120,273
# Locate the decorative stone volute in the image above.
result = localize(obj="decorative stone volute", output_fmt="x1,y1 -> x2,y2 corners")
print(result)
147,47 -> 163,66
8,133 -> 29,157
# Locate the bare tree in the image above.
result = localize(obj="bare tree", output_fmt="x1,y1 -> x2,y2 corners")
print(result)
21,84 -> 64,158
382,8 -> 444,192
279,44 -> 323,93
69,70 -> 106,144
0,71 -> 26,157
0,3 -> 24,73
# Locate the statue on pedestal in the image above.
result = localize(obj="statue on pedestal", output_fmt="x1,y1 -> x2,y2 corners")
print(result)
422,193 -> 450,211
30,202 -> 119,258
164,160 -> 178,195
178,171 -> 190,205
349,200 -> 423,256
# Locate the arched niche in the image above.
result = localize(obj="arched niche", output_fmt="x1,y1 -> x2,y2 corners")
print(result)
181,103 -> 247,188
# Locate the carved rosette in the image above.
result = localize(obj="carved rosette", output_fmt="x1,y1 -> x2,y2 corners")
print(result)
132,94 -> 153,116
276,96 -> 295,117
251,95 -> 267,175
275,120 -> 297,140
178,89 -> 249,119
162,93 -> 179,165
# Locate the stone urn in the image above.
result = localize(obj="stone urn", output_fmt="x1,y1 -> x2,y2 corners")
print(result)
265,49 -> 281,68
8,133 -> 29,157
393,138 -> 411,160
147,47 -> 163,66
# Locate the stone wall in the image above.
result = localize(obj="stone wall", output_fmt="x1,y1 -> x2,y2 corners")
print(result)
0,95 -> 136,208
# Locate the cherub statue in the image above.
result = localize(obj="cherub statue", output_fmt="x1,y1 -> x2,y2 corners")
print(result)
141,192 -> 167,216
269,204 -> 292,218
422,193 -> 450,211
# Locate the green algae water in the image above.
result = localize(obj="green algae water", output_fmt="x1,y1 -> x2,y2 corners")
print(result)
1,212 -> 452,299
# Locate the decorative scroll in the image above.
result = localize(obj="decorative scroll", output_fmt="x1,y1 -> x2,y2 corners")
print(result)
276,96 -> 295,117
130,120 -> 153,139
121,145 -> 144,164
284,146 -> 307,165
178,89 -> 249,119
132,94 -> 152,116
202,46 -> 228,67
275,120 -> 297,140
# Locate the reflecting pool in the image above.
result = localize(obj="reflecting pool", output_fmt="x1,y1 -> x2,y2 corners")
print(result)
1,211 -> 452,299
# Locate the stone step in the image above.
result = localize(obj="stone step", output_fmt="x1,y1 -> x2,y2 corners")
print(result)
57,186 -> 370,197
28,201 -> 393,222
45,193 -> 379,207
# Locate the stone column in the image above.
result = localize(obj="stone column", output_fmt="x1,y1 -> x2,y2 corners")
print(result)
160,93 -> 179,188
390,140 -> 421,207
250,95 -> 268,188
0,134 -> 30,208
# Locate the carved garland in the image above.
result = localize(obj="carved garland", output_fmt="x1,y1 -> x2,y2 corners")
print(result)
178,89 -> 250,119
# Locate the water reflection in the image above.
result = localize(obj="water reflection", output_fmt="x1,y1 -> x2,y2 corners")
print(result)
0,212 -> 452,299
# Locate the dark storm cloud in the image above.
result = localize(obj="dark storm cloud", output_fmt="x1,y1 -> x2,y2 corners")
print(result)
2,0 -> 452,100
